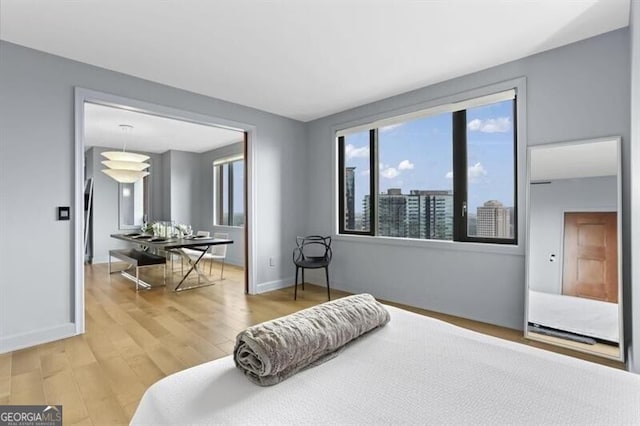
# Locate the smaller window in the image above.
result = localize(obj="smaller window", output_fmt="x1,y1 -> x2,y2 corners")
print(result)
214,155 -> 245,227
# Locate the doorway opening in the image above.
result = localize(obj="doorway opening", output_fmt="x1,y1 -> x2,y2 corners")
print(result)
74,88 -> 256,334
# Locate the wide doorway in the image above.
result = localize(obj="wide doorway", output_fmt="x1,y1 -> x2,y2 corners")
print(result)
74,89 -> 256,334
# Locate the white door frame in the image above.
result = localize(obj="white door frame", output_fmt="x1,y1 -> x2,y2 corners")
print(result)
73,87 -> 258,335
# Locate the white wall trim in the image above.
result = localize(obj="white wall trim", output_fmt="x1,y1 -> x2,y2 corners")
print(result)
256,277 -> 294,294
0,323 -> 76,354
74,87 -> 260,336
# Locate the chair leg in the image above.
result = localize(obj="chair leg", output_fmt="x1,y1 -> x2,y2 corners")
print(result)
302,269 -> 305,291
209,256 -> 213,275
325,266 -> 331,301
294,266 -> 299,300
220,258 -> 225,280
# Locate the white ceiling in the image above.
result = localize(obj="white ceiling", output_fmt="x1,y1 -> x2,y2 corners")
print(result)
530,139 -> 618,181
84,103 -> 244,153
0,1 -> 630,122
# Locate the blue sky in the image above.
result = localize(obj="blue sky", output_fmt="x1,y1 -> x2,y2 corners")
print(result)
344,99 -> 514,214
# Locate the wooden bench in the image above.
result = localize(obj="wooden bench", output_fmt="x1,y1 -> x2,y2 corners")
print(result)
108,249 -> 167,291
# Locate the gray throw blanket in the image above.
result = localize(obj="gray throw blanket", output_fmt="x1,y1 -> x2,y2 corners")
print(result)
233,293 -> 390,386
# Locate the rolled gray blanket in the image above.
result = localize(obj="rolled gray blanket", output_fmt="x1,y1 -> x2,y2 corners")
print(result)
233,293 -> 390,386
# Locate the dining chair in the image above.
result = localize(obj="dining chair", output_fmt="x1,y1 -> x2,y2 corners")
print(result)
205,232 -> 229,279
293,235 -> 332,301
180,230 -> 210,276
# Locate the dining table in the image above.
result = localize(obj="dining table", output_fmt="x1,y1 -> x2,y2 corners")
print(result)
110,233 -> 234,291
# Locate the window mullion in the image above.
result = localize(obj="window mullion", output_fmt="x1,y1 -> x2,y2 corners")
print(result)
452,110 -> 468,241
217,166 -> 224,225
228,162 -> 234,226
370,128 -> 378,237
338,136 -> 346,234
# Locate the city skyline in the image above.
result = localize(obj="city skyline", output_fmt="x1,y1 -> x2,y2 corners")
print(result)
345,185 -> 513,239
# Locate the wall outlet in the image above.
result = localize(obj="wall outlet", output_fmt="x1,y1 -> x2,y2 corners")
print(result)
269,257 -> 275,267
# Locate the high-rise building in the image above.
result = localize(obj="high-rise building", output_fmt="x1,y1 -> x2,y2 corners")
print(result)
377,188 -> 407,237
476,200 -> 511,238
363,188 -> 453,239
345,167 -> 355,229
407,190 -> 453,240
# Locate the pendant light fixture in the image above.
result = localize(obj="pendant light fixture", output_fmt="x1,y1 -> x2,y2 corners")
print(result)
101,124 -> 150,183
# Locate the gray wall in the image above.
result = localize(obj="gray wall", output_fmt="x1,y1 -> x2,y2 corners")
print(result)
629,1 -> 640,373
0,41 -> 307,351
166,150 -> 201,226
85,146 -> 162,263
529,176 -> 617,294
305,29 -> 630,330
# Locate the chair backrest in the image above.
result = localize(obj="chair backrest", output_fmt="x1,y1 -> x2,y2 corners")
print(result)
196,230 -> 210,237
211,232 -> 229,257
294,235 -> 332,263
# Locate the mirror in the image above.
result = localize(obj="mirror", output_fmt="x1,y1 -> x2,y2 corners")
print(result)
525,137 -> 622,361
119,171 -> 150,229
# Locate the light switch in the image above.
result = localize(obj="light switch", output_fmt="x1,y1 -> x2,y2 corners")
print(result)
57,206 -> 70,221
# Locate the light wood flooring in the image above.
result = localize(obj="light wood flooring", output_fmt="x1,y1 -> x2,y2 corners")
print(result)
0,262 -> 624,425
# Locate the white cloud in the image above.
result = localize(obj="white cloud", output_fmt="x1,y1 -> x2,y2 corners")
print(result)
398,160 -> 414,171
378,160 -> 414,179
362,169 -> 370,176
467,117 -> 511,133
345,144 -> 369,160
380,167 -> 400,179
380,123 -> 404,133
445,162 -> 488,183
469,162 -> 488,183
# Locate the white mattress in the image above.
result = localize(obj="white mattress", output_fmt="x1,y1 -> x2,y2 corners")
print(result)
132,305 -> 640,425
528,290 -> 619,342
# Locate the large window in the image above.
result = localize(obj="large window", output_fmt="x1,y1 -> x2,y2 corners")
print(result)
214,156 -> 244,227
338,90 -> 517,244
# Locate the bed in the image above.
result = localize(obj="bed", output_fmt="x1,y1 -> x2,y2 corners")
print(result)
528,290 -> 619,342
132,305 -> 640,424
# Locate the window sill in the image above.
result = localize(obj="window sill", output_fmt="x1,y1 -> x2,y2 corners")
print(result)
213,225 -> 245,230
333,233 -> 525,256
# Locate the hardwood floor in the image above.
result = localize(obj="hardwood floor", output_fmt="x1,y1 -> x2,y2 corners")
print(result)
1,262 -> 623,425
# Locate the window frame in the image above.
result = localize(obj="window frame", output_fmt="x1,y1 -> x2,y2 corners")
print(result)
336,90 -> 518,245
338,129 -> 377,236
213,156 -> 244,227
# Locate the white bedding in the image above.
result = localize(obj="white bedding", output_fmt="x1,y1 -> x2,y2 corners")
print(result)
132,305 -> 640,425
528,290 -> 619,342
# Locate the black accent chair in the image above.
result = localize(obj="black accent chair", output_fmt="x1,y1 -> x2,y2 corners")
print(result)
293,235 -> 332,301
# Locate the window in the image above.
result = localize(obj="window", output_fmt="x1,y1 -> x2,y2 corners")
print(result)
337,90 -> 517,244
214,156 -> 244,227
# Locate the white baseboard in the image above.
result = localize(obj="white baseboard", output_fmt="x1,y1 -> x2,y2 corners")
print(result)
256,276 -> 293,294
0,323 -> 77,354
222,257 -> 243,268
